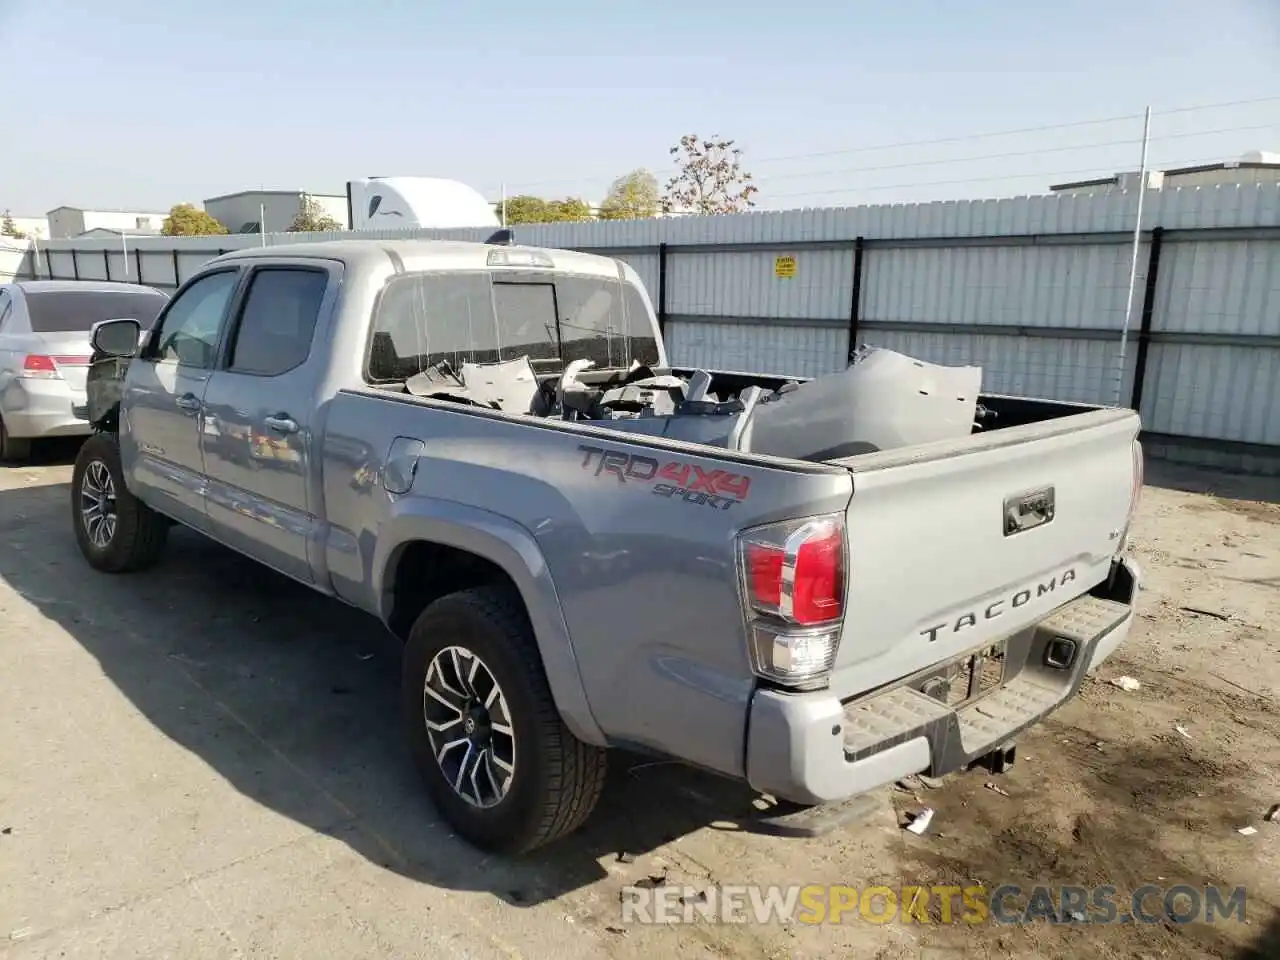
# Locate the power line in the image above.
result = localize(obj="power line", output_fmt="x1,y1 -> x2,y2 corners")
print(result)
1159,93 -> 1280,115
764,153 -> 1231,202
749,94 -> 1280,166
490,94 -> 1280,192
754,122 -> 1278,184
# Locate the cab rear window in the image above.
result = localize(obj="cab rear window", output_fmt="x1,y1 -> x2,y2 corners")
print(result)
367,269 -> 659,383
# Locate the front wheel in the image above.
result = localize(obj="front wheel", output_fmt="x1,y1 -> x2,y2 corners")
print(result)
401,586 -> 607,855
71,434 -> 169,572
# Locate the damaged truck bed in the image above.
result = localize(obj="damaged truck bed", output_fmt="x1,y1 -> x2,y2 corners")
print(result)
71,237 -> 1144,855
397,341 -> 985,462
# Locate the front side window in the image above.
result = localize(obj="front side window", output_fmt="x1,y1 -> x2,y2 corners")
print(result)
367,270 -> 661,383
152,270 -> 240,368
227,268 -> 328,376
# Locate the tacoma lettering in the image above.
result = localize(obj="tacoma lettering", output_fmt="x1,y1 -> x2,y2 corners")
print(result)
920,569 -> 1077,642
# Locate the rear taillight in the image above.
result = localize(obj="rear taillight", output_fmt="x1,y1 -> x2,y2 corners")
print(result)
737,514 -> 847,689
20,354 -> 61,379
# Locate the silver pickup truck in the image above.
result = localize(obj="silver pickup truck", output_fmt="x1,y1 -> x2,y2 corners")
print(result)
69,238 -> 1143,855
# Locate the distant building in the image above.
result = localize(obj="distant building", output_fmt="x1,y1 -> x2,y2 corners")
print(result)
75,226 -> 163,240
203,190 -> 348,234
46,206 -> 167,239
1051,151 -> 1280,194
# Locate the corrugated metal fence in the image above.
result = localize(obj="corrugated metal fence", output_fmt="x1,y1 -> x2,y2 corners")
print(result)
9,185 -> 1280,473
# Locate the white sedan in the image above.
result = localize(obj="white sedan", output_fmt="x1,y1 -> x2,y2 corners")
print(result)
0,280 -> 168,461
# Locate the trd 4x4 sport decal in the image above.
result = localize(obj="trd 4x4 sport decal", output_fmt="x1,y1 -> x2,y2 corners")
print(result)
577,444 -> 752,511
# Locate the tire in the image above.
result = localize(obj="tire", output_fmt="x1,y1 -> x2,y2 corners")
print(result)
71,433 -> 169,573
0,416 -> 31,462
401,585 -> 607,855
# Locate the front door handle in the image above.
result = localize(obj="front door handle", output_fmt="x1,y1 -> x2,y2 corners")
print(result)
175,393 -> 201,412
264,414 -> 299,434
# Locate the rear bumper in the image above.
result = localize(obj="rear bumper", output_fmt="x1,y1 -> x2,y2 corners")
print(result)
744,556 -> 1141,806
1,379 -> 89,439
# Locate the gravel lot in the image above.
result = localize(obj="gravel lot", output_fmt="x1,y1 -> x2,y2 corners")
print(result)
1,443 -> 1277,960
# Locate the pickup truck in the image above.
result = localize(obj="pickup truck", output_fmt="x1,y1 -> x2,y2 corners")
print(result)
69,237 -> 1143,855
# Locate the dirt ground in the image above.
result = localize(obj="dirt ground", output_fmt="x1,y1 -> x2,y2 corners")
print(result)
0,444 -> 1277,960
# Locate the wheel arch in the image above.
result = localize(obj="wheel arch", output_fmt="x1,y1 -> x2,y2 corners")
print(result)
375,504 -> 605,747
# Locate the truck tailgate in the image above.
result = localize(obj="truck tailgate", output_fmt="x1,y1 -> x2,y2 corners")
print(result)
829,407 -> 1140,694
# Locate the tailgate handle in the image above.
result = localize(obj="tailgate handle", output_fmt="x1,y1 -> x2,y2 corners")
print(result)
1004,486 -> 1055,536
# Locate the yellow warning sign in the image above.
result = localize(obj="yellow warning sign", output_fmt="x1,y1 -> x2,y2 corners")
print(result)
774,255 -> 797,278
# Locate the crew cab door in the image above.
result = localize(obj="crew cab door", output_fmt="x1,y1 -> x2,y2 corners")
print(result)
198,261 -> 339,584
121,267 -> 242,531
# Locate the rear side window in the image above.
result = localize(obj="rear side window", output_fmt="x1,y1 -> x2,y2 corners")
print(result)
367,270 -> 660,382
24,289 -> 168,333
227,268 -> 328,376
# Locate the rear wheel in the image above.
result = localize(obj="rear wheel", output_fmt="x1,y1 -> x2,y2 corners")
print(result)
0,417 -> 31,462
401,586 -> 607,854
71,434 -> 169,572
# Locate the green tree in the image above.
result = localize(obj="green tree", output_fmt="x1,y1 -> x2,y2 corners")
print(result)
287,195 -> 344,232
547,197 -> 593,222
0,210 -> 26,239
597,169 -> 660,220
499,194 -> 593,224
499,195 -> 550,224
162,203 -> 229,237
662,134 -> 758,216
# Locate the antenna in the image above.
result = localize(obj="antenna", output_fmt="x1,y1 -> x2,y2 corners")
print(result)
1112,105 -> 1153,408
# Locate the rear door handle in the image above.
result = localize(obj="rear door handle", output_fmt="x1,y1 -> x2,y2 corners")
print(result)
264,414 -> 299,434
175,393 -> 201,411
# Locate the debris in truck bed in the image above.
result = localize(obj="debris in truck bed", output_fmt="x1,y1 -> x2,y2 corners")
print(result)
411,346 -> 986,459
735,345 -> 982,459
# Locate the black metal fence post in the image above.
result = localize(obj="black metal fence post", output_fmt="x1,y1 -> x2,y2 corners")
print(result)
71,248 -> 80,280
656,242 -> 668,339
847,236 -> 865,359
171,250 -> 180,288
103,249 -> 110,280
45,249 -> 54,279
1129,226 -> 1165,413
135,248 -> 143,284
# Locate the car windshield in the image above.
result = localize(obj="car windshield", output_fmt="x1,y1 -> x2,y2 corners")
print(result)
24,289 -> 168,333
367,269 -> 660,382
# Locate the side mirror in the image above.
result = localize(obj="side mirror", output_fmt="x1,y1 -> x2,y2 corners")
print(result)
91,317 -> 143,358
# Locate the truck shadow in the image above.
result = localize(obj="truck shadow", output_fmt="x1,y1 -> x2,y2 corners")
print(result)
1144,456 -> 1280,505
1240,911 -> 1280,959
0,477 -> 771,907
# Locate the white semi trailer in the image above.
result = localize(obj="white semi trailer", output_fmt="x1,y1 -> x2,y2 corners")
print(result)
345,177 -> 500,231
